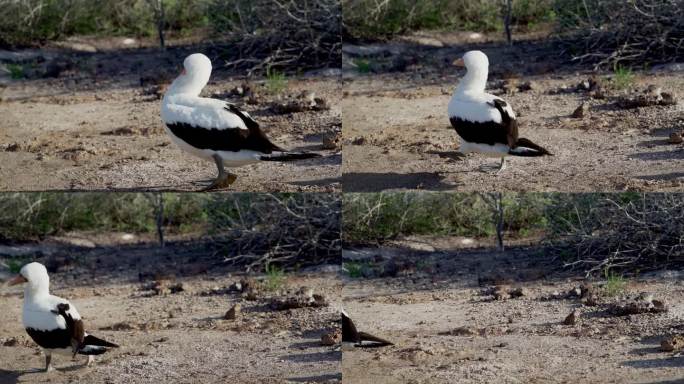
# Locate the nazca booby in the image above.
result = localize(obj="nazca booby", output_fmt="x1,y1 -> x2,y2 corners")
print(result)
161,53 -> 321,190
7,262 -> 118,371
448,50 -> 551,172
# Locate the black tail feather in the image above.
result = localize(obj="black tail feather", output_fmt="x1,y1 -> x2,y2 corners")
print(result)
342,312 -> 393,347
509,137 -> 553,157
357,332 -> 394,347
260,152 -> 321,162
83,334 -> 119,348
77,347 -> 108,356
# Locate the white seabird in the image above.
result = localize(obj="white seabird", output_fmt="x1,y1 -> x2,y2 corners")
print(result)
447,50 -> 551,172
161,53 -> 320,190
7,262 -> 118,371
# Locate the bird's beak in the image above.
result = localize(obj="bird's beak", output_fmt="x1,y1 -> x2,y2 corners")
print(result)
7,275 -> 27,286
453,58 -> 465,67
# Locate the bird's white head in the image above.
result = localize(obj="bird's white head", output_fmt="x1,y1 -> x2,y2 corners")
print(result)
7,262 -> 50,296
453,50 -> 489,95
166,53 -> 212,97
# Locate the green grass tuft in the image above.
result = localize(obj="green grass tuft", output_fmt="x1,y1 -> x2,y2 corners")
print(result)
353,59 -> 371,74
265,67 -> 288,94
603,268 -> 626,297
264,263 -> 286,291
612,65 -> 634,90
343,262 -> 369,278
6,64 -> 24,79
7,260 -> 23,274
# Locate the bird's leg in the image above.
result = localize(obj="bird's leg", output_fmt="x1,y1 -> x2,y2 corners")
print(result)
85,355 -> 94,367
496,157 -> 507,173
45,352 -> 54,372
201,154 -> 237,191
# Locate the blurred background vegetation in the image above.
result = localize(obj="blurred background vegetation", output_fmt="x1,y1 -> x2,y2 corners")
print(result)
344,192 -> 684,274
0,193 -> 207,240
0,0 -> 210,46
343,0 -> 682,67
343,0 -> 556,40
0,192 -> 341,269
0,0 -> 341,72
343,192 -> 551,242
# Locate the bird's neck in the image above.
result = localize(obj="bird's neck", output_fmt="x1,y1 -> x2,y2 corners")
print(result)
25,284 -> 49,301
455,68 -> 488,96
165,73 -> 209,99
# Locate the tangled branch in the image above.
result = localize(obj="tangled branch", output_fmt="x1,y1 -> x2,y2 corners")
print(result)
209,193 -> 341,271
555,0 -> 684,69
546,194 -> 684,276
217,0 -> 341,74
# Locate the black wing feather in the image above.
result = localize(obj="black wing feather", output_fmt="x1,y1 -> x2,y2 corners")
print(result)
488,99 -> 518,148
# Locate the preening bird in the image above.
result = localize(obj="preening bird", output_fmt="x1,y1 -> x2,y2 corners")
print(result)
7,262 -> 118,371
447,50 -> 551,172
161,53 -> 320,190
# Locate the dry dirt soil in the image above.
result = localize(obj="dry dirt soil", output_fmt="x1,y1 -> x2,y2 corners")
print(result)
0,38 -> 341,192
0,234 -> 342,384
342,237 -> 684,384
342,32 -> 684,192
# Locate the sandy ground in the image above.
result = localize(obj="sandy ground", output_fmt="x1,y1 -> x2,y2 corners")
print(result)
0,235 -> 342,383
342,32 -> 684,192
342,238 -> 684,383
0,41 -> 341,192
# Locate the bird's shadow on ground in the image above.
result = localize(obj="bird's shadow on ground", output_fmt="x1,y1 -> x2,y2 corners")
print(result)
635,172 -> 684,181
289,341 -> 326,349
287,153 -> 341,167
622,335 -> 684,371
0,369 -> 22,384
426,150 -> 467,162
628,149 -> 684,162
280,350 -> 340,363
341,172 -> 455,192
289,176 -> 341,187
621,356 -> 684,370
287,373 -> 342,383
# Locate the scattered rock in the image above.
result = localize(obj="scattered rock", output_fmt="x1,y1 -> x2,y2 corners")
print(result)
517,81 -> 534,92
101,126 -> 158,136
3,143 -> 20,152
493,286 -> 510,301
508,287 -> 526,298
321,329 -> 342,346
616,87 -> 678,109
270,91 -> 329,114
224,303 -> 241,320
607,297 -> 668,316
440,326 -> 478,336
141,84 -> 167,99
580,283 -> 595,298
351,136 -> 366,145
661,335 -> 684,352
322,132 -> 341,150
668,132 -> 684,144
298,286 -> 314,299
572,102 -> 588,118
2,337 -> 18,346
229,281 -> 243,292
270,287 -> 329,310
661,92 -> 678,105
563,310 -> 577,325
580,282 -> 600,305
146,280 -> 184,296
102,322 -> 139,331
